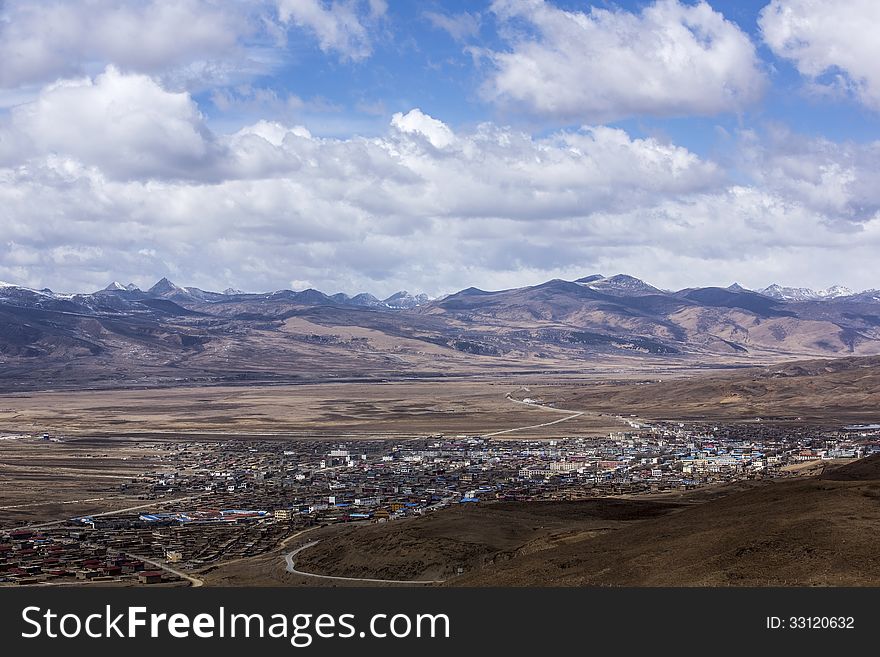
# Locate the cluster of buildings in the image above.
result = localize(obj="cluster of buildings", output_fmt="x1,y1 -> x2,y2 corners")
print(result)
511,420 -> 875,493
0,529 -> 178,585
2,420 -> 878,585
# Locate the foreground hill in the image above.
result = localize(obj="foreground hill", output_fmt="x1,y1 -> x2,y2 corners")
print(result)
452,456 -> 880,586
290,457 -> 880,587
292,499 -> 683,583
2,275 -> 880,390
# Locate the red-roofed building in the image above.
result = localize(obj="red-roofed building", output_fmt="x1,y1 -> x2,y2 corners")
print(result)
138,571 -> 164,584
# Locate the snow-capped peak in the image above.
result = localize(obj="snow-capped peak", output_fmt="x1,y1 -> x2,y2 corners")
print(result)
381,291 -> 430,309
582,274 -> 663,296
817,285 -> 853,299
759,284 -> 817,301
0,281 -> 51,296
760,283 -> 854,301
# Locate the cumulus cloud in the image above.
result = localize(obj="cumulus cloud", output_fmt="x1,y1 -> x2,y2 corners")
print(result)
483,0 -> 766,122
1,67 -> 878,297
0,70 -> 732,293
0,67 -> 221,180
759,0 -> 880,110
382,112 -> 723,221
739,126 -> 880,223
0,0 -> 386,92
0,1 -> 876,298
391,108 -> 456,148
0,0 -> 264,89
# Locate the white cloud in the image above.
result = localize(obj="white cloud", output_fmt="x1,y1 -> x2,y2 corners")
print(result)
425,10 -> 481,42
483,0 -> 766,122
1,68 -> 878,297
739,126 -> 880,222
0,0 -> 386,93
1,67 -> 220,180
0,0 -> 266,90
276,0 -> 386,62
235,120 -> 313,146
5,160 -> 876,295
391,109 -> 456,148
759,0 -> 880,110
0,69 -> 734,294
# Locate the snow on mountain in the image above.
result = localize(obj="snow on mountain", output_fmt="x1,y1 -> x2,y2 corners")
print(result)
818,285 -> 853,299
0,277 -> 872,312
96,281 -> 140,294
381,291 -> 430,309
759,284 -> 854,301
582,274 -> 664,296
758,284 -> 817,301
0,281 -> 51,296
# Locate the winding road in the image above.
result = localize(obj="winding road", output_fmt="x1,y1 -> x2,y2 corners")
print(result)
123,552 -> 204,587
278,393 -> 592,583
284,541 -> 444,585
480,395 -> 584,437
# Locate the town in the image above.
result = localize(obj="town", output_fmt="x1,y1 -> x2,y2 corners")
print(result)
2,419 -> 878,586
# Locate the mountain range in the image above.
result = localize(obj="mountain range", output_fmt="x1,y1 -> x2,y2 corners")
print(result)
2,274 -> 880,391
93,278 -> 433,310
81,276 -> 880,305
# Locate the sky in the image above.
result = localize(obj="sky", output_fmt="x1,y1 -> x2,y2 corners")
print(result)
1,0 -> 880,297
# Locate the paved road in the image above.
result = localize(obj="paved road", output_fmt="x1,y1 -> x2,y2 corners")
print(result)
196,526 -> 323,575
284,541 -> 443,585
124,552 -> 204,587
480,395 -> 584,437
276,394 -> 587,585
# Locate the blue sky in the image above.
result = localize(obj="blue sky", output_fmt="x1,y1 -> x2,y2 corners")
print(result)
196,1 -> 500,135
1,0 -> 880,296
192,0 -> 880,149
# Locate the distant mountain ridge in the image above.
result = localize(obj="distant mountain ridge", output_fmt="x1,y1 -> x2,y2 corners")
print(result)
2,273 -> 880,391
89,277 -> 434,311
4,275 -> 876,307
758,283 -> 855,301
577,274 -> 665,296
